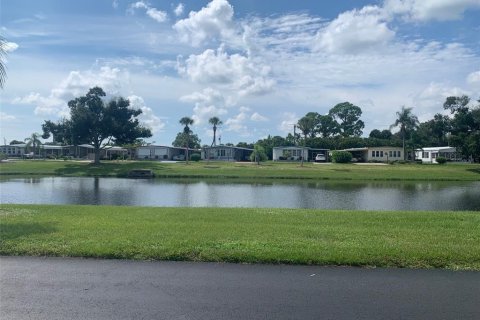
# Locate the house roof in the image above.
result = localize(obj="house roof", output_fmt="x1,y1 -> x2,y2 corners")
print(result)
417,147 -> 456,152
204,145 -> 253,151
342,146 -> 402,152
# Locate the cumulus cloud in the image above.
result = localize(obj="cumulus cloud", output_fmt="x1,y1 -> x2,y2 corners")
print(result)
315,6 -> 394,54
250,112 -> 268,122
278,112 -> 299,134
0,112 -> 16,121
384,0 -> 480,21
180,88 -> 229,125
179,46 -> 275,96
467,70 -> 480,85
4,41 -> 19,53
112,0 -> 119,9
11,67 -> 163,133
129,1 -> 168,22
127,95 -> 166,133
174,3 -> 184,17
225,106 -> 251,135
173,0 -> 236,46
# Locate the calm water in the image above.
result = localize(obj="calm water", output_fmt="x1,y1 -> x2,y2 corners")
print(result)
1,177 -> 479,211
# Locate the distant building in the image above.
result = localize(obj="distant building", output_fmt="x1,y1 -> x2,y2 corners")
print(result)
136,145 -> 197,161
272,146 -> 329,162
0,144 -> 26,157
340,147 -> 404,162
202,146 -> 253,161
415,147 -> 458,164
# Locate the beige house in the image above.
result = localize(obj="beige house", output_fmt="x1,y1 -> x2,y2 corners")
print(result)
341,147 -> 404,162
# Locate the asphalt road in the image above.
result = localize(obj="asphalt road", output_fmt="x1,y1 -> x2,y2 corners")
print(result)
1,257 -> 479,320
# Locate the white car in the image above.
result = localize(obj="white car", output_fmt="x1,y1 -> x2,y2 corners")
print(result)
315,154 -> 326,162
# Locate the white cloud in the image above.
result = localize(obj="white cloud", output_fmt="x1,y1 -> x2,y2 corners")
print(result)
10,66 -> 162,132
180,88 -> 229,125
384,0 -> 480,21
4,42 -> 19,53
315,6 -> 394,54
467,70 -> 480,85
129,1 -> 168,22
127,95 -> 165,133
174,3 -> 184,17
173,0 -> 236,46
179,46 -> 275,96
278,112 -> 299,134
250,112 -> 268,122
112,0 -> 119,9
225,106 -> 251,136
0,112 -> 16,121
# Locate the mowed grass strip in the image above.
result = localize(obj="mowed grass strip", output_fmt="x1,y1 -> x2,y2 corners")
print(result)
1,204 -> 479,270
1,160 -> 480,181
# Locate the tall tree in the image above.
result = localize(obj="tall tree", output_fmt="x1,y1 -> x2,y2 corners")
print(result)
390,106 -> 419,160
208,117 -> 222,147
446,96 -> 480,162
297,116 -> 315,166
0,36 -> 7,89
42,87 -> 152,164
179,116 -> 194,164
328,102 -> 364,137
317,114 -> 340,138
24,133 -> 42,159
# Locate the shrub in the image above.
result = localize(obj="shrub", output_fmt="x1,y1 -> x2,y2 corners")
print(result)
331,151 -> 352,163
436,157 -> 447,165
190,153 -> 201,162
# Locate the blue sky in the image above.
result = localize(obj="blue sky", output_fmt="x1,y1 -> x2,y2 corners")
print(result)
1,0 -> 479,146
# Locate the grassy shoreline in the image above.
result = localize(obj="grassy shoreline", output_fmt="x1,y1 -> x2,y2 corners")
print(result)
1,204 -> 479,270
1,160 -> 479,181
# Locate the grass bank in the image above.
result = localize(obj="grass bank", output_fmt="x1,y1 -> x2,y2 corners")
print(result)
1,204 -> 479,270
1,160 -> 479,181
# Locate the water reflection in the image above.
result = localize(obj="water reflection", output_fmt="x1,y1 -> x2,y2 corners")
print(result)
0,177 -> 479,211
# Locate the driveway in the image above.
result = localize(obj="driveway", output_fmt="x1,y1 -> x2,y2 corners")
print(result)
1,256 -> 479,320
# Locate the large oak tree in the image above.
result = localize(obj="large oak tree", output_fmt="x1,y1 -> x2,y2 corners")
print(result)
42,87 -> 152,164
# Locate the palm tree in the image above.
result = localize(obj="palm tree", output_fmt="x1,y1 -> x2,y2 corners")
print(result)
0,36 -> 7,89
179,117 -> 194,164
209,117 -> 222,147
24,133 -> 42,159
390,106 -> 419,160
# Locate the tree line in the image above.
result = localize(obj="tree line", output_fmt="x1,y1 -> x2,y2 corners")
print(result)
13,87 -> 478,164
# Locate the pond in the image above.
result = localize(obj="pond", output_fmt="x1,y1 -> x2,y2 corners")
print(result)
1,177 -> 479,211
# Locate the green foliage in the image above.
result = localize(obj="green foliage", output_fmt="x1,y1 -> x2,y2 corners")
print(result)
369,129 -> 392,140
172,132 -> 201,149
42,87 -> 152,164
190,153 -> 201,162
329,102 -> 364,137
250,144 -> 268,164
9,140 -> 24,145
331,151 -> 352,163
436,157 -> 447,164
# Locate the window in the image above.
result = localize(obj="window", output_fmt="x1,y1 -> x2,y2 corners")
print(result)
389,151 -> 392,157
422,152 -> 429,158
220,149 -> 226,157
380,151 -> 384,157
398,151 -> 401,158
372,151 -> 375,157
376,151 -> 380,157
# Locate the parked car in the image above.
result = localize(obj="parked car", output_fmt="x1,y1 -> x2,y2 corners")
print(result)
172,154 -> 185,161
315,154 -> 326,162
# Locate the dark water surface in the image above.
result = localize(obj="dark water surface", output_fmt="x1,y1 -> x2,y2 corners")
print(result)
1,177 -> 479,211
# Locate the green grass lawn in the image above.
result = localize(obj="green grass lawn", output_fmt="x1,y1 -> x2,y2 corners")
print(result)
1,204 -> 479,270
1,160 -> 479,181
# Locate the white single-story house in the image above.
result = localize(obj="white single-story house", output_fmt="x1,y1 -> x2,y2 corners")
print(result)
136,145 -> 196,160
202,146 -> 253,161
340,147 -> 404,162
272,146 -> 329,162
0,144 -> 27,157
415,147 -> 458,164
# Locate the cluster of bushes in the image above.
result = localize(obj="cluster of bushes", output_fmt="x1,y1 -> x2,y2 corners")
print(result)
331,151 -> 352,163
190,153 -> 201,162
